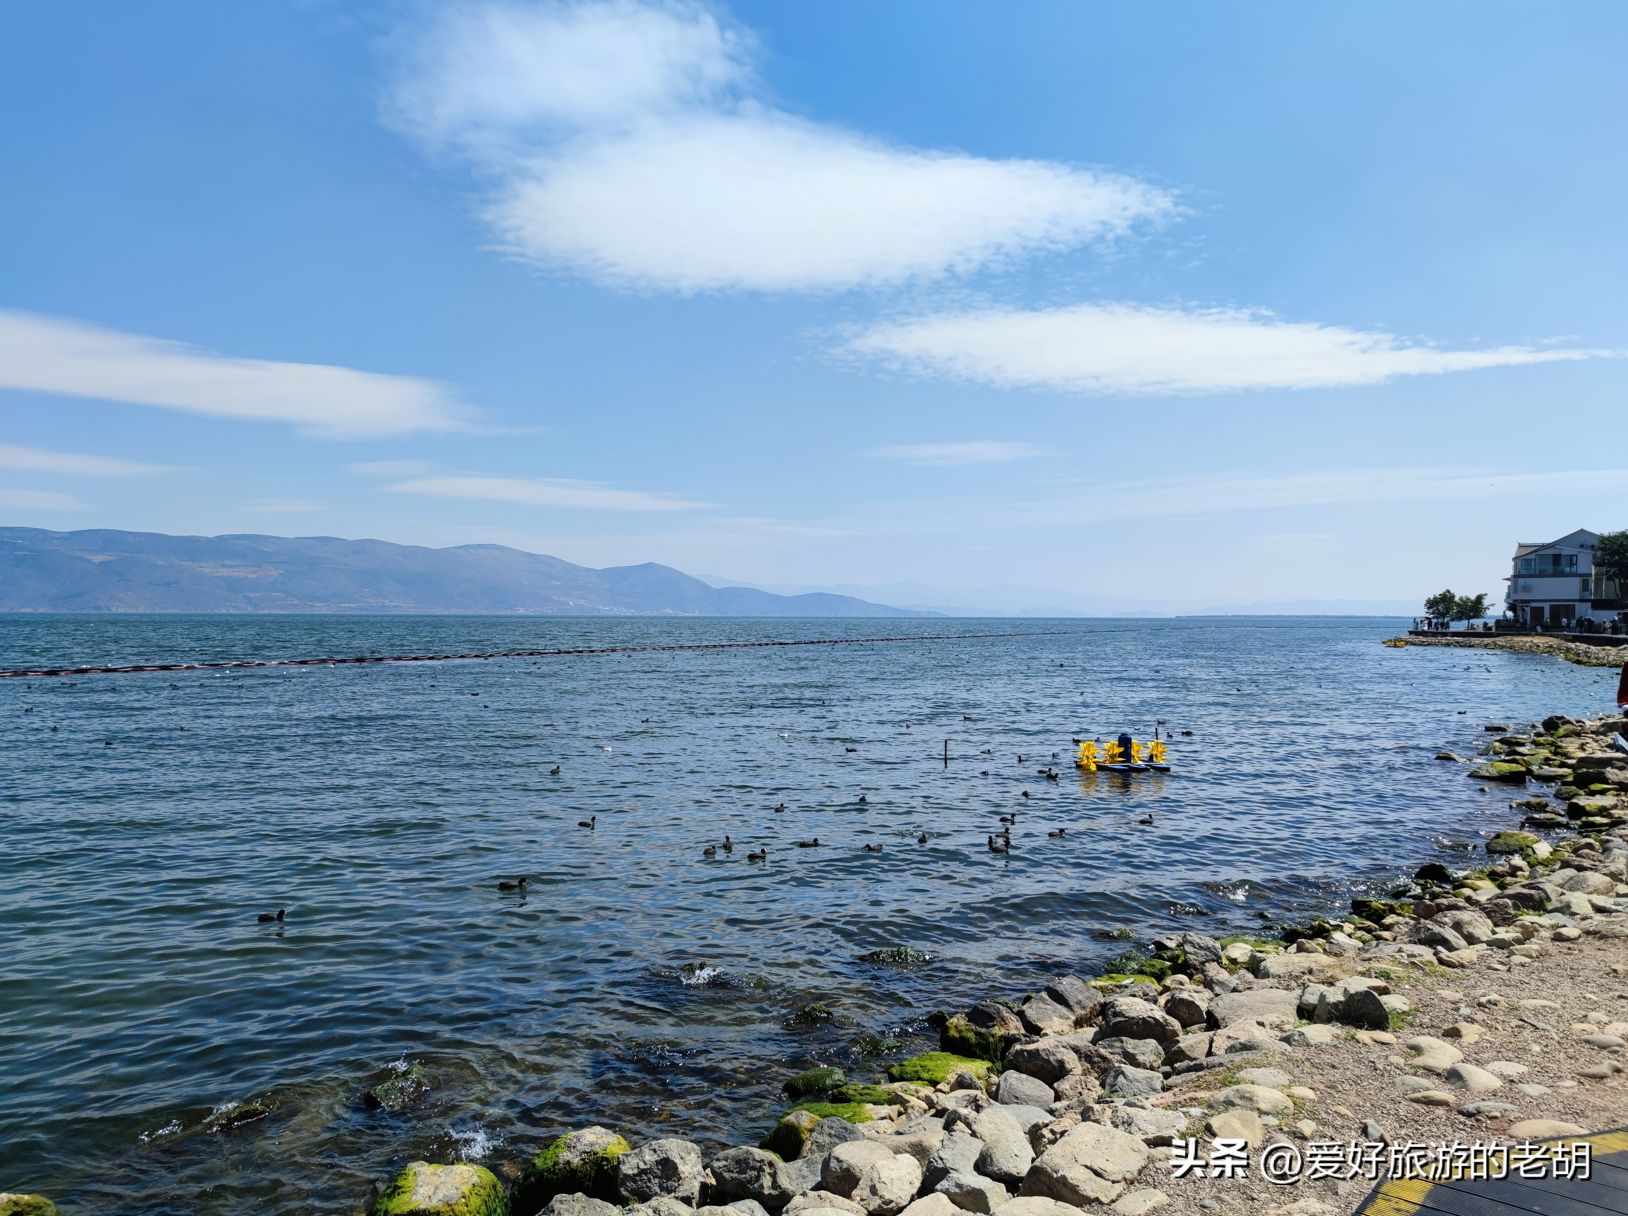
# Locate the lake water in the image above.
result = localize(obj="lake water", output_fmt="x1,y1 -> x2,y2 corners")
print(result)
0,615 -> 1617,1215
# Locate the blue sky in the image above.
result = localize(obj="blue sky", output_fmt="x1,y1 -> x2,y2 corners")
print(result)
2,0 -> 1625,612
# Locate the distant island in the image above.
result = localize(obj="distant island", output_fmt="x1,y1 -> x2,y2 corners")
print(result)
0,527 -> 929,617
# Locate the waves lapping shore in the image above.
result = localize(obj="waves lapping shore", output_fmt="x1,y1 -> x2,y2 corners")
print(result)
17,711 -> 1621,1216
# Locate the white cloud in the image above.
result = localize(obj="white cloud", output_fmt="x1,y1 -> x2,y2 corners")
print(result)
0,443 -> 173,476
847,303 -> 1606,395
0,310 -> 473,438
347,459 -> 433,477
388,1 -> 1173,292
0,489 -> 84,510
387,473 -> 713,511
246,498 -> 323,514
868,440 -> 1053,466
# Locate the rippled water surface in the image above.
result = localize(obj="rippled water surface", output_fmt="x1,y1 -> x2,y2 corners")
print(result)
1,615 -> 1617,1214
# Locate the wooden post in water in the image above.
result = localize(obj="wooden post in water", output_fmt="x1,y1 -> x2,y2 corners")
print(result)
943,739 -> 949,767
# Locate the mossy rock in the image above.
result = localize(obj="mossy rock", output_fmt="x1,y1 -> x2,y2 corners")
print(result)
760,1109 -> 822,1159
886,1052 -> 993,1086
784,1002 -> 835,1030
0,1196 -> 58,1216
1282,918 -> 1337,944
1350,898 -> 1413,923
784,1100 -> 877,1123
365,1061 -> 430,1113
783,1066 -> 845,1098
831,1083 -> 906,1106
939,1016 -> 1003,1062
1486,831 -> 1539,858
1092,927 -> 1137,941
1469,762 -> 1528,784
372,1162 -> 508,1216
849,1032 -> 901,1058
857,947 -> 933,968
511,1127 -> 629,1211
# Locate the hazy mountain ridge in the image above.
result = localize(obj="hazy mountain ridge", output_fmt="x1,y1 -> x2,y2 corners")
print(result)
0,528 -> 928,617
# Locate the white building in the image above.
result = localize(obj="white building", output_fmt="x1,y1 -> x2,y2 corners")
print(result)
1504,528 -> 1622,627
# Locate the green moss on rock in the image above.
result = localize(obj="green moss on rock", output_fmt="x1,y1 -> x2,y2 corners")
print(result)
0,1196 -> 58,1216
785,1100 -> 877,1123
372,1162 -> 507,1216
1469,762 -> 1528,784
886,1052 -> 993,1086
1487,831 -> 1540,858
939,1015 -> 1003,1062
783,1066 -> 845,1098
783,1003 -> 835,1030
760,1109 -> 822,1159
201,1097 -> 273,1133
831,1084 -> 905,1106
365,1061 -> 430,1113
511,1127 -> 629,1211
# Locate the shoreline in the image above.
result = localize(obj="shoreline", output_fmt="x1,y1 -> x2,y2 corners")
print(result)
7,715 -> 1627,1216
1393,631 -> 1628,668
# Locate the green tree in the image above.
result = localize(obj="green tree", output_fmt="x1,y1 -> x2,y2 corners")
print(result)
1423,589 -> 1457,619
1451,592 -> 1492,622
1596,530 -> 1628,602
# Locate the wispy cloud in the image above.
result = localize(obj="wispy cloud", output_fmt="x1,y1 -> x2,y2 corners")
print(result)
386,1 -> 1173,293
347,459 -> 433,477
245,498 -> 323,514
847,303 -> 1607,395
387,473 -> 713,511
0,488 -> 84,510
1010,466 -> 1628,522
0,310 -> 473,438
868,440 -> 1054,466
0,443 -> 173,477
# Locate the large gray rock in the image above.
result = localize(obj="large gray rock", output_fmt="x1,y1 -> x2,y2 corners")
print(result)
543,1196 -> 622,1216
1409,921 -> 1469,952
1050,1073 -> 1102,1106
619,1138 -> 706,1205
1018,1123 -> 1150,1206
1101,1066 -> 1163,1098
628,1197 -> 695,1216
1019,993 -> 1080,1035
993,1072 -> 1054,1108
961,1106 -> 1034,1183
1162,989 -> 1209,1028
1176,933 -> 1224,970
924,1130 -> 984,1187
711,1147 -> 792,1210
821,1143 -> 922,1216
1044,977 -> 1104,1023
1094,1037 -> 1165,1071
1436,909 -> 1496,944
1099,997 -> 1180,1045
785,1195 -> 866,1216
932,1172 -> 1009,1214
1104,1105 -> 1187,1147
1340,987 -> 1392,1030
1004,1035 -> 1111,1085
1207,989 -> 1299,1030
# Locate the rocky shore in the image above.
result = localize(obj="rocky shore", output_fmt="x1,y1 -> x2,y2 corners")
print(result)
1396,631 -> 1628,668
7,717 -> 1627,1216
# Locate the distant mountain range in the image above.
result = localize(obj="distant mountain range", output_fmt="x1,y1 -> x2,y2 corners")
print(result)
0,528 -> 928,617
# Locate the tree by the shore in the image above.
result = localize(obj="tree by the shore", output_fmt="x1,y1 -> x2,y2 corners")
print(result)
1597,530 -> 1628,604
1423,589 -> 1492,623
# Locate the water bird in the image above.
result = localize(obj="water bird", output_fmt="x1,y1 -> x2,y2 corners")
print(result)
747,848 -> 767,862
1179,730 -> 1194,737
578,815 -> 597,829
797,838 -> 821,848
1048,828 -> 1068,838
1045,770 -> 1059,782
999,812 -> 1017,825
497,876 -> 528,891
845,747 -> 857,753
857,794 -> 868,804
722,835 -> 734,853
549,766 -> 561,776
916,832 -> 928,844
702,845 -> 717,858
1017,754 -> 1024,763
987,835 -> 1009,854
602,746 -> 613,753
773,802 -> 785,813
980,770 -> 989,777
981,748 -> 992,754
256,909 -> 285,923
1138,813 -> 1154,826
1020,790 -> 1030,799
862,843 -> 884,853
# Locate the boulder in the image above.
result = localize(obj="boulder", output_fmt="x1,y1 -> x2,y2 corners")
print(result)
1204,1110 -> 1264,1147
710,1148 -> 792,1211
0,1199 -> 56,1216
898,1196 -> 958,1216
541,1198 -> 619,1216
1019,993 -> 1080,1035
1162,990 -> 1209,1028
1207,989 -> 1298,1030
1095,1037 -> 1165,1071
924,1130 -> 984,1187
1210,1084 -> 1292,1116
365,1061 -> 431,1112
785,1196 -> 866,1216
370,1163 -> 507,1216
786,1068 -> 848,1099
1103,1106 -> 1186,1147
943,1003 -> 1026,1062
1175,933 -> 1223,969
821,1143 -> 922,1216
514,1129 -> 631,1211
1508,1119 -> 1587,1139
618,1139 -> 706,1205
993,1072 -> 1055,1109
1099,997 -> 1180,1045
959,1106 -> 1034,1183
628,1198 -> 693,1216
1043,977 -> 1103,1023
1101,1066 -> 1163,1098
932,1172 -> 1009,1214
1435,910 -> 1496,945
1019,1124 -> 1149,1207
